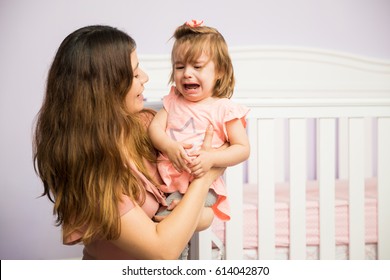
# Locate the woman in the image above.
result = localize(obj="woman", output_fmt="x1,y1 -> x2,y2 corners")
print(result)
33,25 -> 224,259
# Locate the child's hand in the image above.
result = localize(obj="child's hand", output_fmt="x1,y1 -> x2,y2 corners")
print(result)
166,141 -> 193,173
187,150 -> 214,178
187,125 -> 216,178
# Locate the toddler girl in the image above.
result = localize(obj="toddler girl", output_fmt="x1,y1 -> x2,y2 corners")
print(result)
149,20 -> 250,224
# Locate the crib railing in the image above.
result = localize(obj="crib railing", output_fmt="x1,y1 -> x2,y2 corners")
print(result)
190,97 -> 390,260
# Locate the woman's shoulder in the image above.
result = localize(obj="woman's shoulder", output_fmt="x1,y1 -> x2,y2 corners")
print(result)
138,109 -> 157,127
63,194 -> 136,245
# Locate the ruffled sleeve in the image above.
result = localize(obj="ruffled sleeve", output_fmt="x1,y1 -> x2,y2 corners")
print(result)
218,99 -> 250,140
162,86 -> 178,113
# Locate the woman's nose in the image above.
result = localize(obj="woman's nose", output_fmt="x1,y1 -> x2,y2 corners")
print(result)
140,69 -> 149,84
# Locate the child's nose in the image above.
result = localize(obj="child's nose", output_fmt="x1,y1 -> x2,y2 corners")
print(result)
184,67 -> 193,78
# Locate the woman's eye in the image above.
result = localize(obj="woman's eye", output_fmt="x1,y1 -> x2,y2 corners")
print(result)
175,66 -> 184,70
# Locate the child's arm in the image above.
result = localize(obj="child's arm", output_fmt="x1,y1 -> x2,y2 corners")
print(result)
188,119 -> 250,178
148,108 -> 192,173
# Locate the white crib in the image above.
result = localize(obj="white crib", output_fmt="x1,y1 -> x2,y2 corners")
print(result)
141,47 -> 390,260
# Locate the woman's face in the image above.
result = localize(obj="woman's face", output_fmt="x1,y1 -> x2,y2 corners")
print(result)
125,50 -> 149,113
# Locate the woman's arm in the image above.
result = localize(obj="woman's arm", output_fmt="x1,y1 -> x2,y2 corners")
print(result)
112,126 -> 222,259
112,167 -> 223,259
196,207 -> 214,231
155,201 -> 214,232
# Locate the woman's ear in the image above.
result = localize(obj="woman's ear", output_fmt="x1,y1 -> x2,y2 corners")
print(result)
215,71 -> 222,81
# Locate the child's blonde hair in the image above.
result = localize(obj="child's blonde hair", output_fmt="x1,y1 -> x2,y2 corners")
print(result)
170,22 -> 235,99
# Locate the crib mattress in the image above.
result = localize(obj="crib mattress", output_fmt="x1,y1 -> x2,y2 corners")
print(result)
212,244 -> 378,260
211,178 -> 378,249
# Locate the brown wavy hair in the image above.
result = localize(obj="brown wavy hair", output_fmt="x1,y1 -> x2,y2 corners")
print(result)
33,25 -> 157,244
169,23 -> 235,99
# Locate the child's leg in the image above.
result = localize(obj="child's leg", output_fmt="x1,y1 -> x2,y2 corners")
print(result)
158,189 -> 217,217
155,191 -> 184,217
205,189 -> 218,207
179,244 -> 189,260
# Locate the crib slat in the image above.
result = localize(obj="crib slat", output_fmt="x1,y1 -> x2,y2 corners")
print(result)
190,228 -> 212,259
275,118 -> 287,182
348,118 -> 365,259
377,117 -> 390,260
317,118 -> 336,259
247,118 -> 258,184
338,118 -> 349,179
225,163 -> 244,259
364,118 -> 374,178
248,118 -> 286,184
257,119 -> 276,259
289,119 -> 307,259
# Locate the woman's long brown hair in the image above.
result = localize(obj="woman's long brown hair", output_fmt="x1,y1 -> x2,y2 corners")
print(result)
33,25 -> 156,244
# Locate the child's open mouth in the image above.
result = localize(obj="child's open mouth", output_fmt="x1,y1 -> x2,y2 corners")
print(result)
184,83 -> 199,90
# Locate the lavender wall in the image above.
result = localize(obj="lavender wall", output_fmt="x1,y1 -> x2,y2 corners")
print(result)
1,0 -> 389,259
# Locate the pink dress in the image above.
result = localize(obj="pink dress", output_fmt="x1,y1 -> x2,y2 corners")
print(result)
158,87 -> 250,221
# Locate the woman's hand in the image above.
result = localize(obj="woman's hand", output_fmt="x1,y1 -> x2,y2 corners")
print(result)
188,125 -> 228,178
153,199 -> 181,222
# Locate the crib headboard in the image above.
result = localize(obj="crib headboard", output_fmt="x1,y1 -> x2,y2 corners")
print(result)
141,46 -> 390,101
141,46 -> 390,182
141,47 -> 390,260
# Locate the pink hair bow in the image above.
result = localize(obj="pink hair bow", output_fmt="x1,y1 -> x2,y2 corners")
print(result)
185,19 -> 204,27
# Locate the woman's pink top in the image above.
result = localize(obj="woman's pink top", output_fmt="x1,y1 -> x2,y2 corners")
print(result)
64,160 -> 167,260
157,87 -> 250,221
